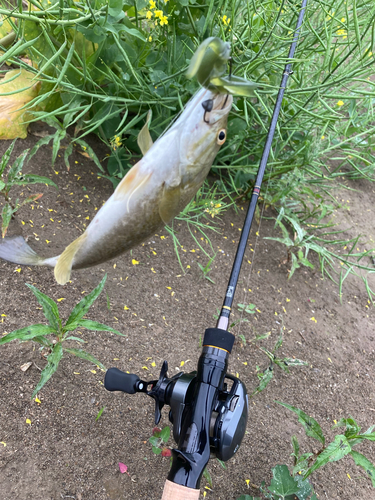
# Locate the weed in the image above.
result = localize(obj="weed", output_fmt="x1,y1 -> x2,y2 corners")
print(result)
197,253 -> 217,283
149,426 -> 171,457
0,275 -> 124,398
250,329 -> 307,398
0,141 -> 57,237
236,407 -> 375,499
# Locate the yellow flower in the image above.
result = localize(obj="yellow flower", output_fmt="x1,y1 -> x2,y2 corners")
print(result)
222,15 -> 230,25
164,0 -> 169,2
149,0 -> 156,9
160,15 -> 168,26
154,9 -> 163,19
336,29 -> 347,37
148,35 -> 152,42
341,17 -> 345,23
337,100 -> 344,106
146,10 -> 152,19
112,135 -> 122,150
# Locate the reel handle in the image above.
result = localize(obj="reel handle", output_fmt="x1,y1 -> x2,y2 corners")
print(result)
104,368 -> 144,394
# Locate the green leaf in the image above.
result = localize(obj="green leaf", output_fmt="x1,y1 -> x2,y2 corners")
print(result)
281,358 -> 308,369
64,336 -> 86,343
237,303 -> 256,314
268,465 -> 299,498
0,324 -> 56,345
152,446 -> 161,455
77,319 -> 125,336
108,0 -> 123,17
65,275 -> 107,327
276,402 -> 325,446
350,426 -> 375,446
292,452 -> 314,476
63,143 -> 73,171
64,348 -> 106,370
333,417 -> 361,438
95,406 -> 105,422
74,139 -> 105,172
118,25 -> 146,42
350,450 -> 375,487
27,135 -> 54,163
236,497 -> 261,500
353,432 -> 375,441
149,436 -> 160,447
26,284 -> 60,332
1,202 -> 14,237
0,179 -> 5,191
273,334 -> 283,352
52,129 -> 66,166
294,474 -> 313,500
160,426 -> 170,443
203,467 -> 213,488
12,174 -> 58,190
8,150 -> 28,183
32,342 -> 63,398
251,366 -> 273,397
291,435 -> 300,459
304,435 -> 351,479
0,139 -> 16,176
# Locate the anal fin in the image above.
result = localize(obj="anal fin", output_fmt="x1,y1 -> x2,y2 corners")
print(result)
54,233 -> 87,285
159,184 -> 182,225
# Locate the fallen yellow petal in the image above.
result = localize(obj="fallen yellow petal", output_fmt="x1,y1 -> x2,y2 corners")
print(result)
26,418 -> 31,425
132,259 -> 139,265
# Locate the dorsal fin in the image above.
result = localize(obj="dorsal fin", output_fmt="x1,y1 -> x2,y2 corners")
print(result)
54,233 -> 87,285
137,110 -> 153,156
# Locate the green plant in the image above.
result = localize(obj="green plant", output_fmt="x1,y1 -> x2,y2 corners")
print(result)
1,0 -> 375,298
0,140 -> 57,237
149,426 -> 172,457
236,406 -> 375,499
27,114 -> 104,171
0,274 -> 124,397
251,330 -> 307,398
95,406 -> 106,421
197,252 -> 217,283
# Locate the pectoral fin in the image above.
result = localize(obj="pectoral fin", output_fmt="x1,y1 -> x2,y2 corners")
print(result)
54,232 -> 87,285
159,184 -> 182,225
137,110 -> 153,156
114,163 -> 153,213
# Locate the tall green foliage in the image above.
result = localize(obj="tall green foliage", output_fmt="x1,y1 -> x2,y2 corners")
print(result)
1,0 -> 374,295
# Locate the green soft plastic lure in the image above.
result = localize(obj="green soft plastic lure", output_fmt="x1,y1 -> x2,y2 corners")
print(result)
186,37 -> 259,96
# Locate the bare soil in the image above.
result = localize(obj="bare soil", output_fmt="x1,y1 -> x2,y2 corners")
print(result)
1,129 -> 375,500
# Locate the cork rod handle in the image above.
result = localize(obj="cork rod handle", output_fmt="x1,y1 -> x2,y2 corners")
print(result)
161,480 -> 200,500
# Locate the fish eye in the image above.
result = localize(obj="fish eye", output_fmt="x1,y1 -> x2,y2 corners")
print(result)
217,129 -> 226,145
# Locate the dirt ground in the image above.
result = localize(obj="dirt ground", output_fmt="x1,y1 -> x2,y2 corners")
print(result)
1,129 -> 375,500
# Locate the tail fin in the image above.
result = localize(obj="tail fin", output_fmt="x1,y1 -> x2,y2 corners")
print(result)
0,236 -> 53,266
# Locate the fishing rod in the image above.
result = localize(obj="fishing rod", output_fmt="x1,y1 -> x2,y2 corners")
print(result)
104,1 -> 308,498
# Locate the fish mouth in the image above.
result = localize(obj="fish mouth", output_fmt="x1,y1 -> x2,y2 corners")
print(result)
201,92 -> 233,124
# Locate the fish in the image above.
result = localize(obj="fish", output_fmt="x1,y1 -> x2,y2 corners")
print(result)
186,37 -> 259,97
0,88 -> 233,285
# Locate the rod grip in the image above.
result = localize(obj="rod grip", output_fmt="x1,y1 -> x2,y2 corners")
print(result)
104,367 -> 140,394
161,480 -> 200,500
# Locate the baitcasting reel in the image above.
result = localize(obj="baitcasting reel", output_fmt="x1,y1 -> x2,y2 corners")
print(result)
104,328 -> 248,466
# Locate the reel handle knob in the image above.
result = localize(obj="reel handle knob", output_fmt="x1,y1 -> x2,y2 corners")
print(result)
104,368 -> 143,394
